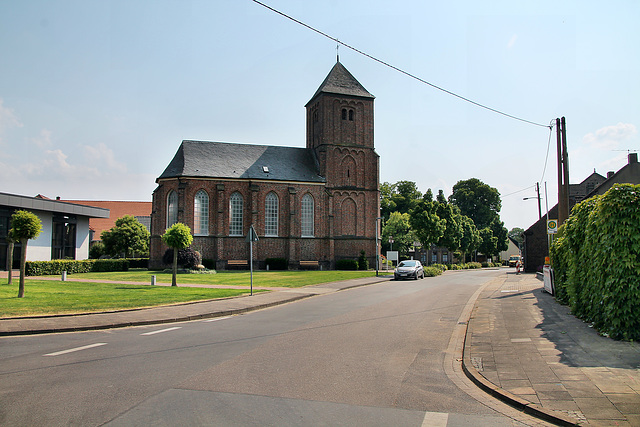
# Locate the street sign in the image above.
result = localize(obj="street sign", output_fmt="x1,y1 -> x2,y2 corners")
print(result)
245,225 -> 259,242
547,219 -> 558,234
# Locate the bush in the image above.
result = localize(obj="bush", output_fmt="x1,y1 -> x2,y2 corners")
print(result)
464,262 -> 482,269
127,258 -> 149,269
358,250 -> 369,270
265,257 -> 288,270
431,263 -> 447,272
89,242 -> 105,259
336,259 -> 358,270
162,248 -> 202,269
551,184 -> 640,340
423,266 -> 442,277
25,259 -> 130,276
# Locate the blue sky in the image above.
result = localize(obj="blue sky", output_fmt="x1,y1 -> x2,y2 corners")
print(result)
1,0 -> 638,232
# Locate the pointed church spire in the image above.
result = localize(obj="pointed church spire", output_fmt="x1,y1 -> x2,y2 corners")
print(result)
307,61 -> 374,105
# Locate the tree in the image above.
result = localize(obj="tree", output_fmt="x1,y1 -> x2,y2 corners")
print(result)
410,191 -> 445,250
101,215 -> 150,258
478,227 -> 498,258
382,212 -> 416,258
489,217 -> 509,255
508,227 -> 525,248
380,180 -> 422,220
5,229 -> 15,285
459,215 -> 480,262
162,222 -> 193,286
10,210 -> 42,298
435,190 -> 462,253
449,178 -> 502,230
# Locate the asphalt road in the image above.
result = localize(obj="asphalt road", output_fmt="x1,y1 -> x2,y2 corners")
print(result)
0,269 -> 540,426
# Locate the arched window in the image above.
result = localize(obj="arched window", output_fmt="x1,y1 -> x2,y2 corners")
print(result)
229,192 -> 243,236
194,190 -> 209,236
265,192 -> 278,237
301,194 -> 314,237
349,109 -> 354,121
167,190 -> 178,228
341,108 -> 347,120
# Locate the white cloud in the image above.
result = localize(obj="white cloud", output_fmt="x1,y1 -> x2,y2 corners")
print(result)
582,122 -> 637,149
82,142 -> 127,172
0,98 -> 23,142
29,129 -> 53,148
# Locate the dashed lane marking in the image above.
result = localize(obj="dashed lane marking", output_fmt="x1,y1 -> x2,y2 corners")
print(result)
422,411 -> 449,427
44,343 -> 107,356
140,327 -> 182,336
203,316 -> 232,322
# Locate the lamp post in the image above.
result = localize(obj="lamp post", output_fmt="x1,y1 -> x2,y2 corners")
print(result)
523,186 -> 543,220
375,217 -> 383,277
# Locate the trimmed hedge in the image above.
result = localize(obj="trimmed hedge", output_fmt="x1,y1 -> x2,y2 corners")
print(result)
550,184 -> 640,341
423,266 -> 443,277
25,259 -> 130,276
265,257 -> 288,270
336,259 -> 359,270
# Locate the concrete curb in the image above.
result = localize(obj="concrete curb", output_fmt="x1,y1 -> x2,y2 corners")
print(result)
461,310 -> 580,426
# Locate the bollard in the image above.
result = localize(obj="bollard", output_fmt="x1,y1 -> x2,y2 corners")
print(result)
151,275 -> 156,286
266,264 -> 269,271
61,271 -> 67,281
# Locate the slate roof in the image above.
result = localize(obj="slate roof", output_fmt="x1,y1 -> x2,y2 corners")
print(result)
307,61 -> 374,104
157,140 -> 325,183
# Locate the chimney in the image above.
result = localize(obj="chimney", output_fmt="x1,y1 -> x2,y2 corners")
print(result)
629,153 -> 638,164
607,171 -> 615,179
56,196 -> 61,200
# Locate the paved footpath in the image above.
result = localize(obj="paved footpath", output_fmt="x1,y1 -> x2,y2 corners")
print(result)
465,272 -> 640,426
2,270 -> 639,426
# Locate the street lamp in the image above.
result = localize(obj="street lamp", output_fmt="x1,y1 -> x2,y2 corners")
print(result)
376,217 -> 383,277
522,182 -> 543,220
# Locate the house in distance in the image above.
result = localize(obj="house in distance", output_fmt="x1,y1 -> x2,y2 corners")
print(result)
149,61 -> 380,270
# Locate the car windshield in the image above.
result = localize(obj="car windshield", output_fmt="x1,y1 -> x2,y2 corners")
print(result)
398,261 -> 416,267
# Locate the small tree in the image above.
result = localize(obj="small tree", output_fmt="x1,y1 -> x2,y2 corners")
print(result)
10,210 -> 42,298
162,223 -> 193,286
5,230 -> 15,285
101,215 -> 150,258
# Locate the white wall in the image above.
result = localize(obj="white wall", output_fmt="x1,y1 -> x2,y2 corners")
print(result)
76,216 -> 90,260
26,211 -> 53,261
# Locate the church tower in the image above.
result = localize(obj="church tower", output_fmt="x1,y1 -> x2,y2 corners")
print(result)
306,61 -> 379,263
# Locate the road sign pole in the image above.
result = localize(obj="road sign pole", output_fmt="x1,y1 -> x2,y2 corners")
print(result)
250,239 -> 253,296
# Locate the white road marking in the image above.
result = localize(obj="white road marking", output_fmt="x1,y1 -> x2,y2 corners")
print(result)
204,316 -> 232,322
140,326 -> 182,336
422,411 -> 449,427
44,343 -> 107,356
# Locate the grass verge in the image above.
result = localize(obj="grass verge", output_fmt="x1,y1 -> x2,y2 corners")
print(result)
0,280 -> 257,318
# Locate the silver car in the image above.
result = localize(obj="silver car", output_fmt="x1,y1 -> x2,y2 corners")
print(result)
394,260 -> 424,280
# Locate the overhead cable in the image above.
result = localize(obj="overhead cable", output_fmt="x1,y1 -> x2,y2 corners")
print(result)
253,0 -> 552,129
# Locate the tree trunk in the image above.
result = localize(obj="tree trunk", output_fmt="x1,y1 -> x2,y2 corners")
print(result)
172,248 -> 178,286
18,239 -> 27,298
6,241 -> 14,285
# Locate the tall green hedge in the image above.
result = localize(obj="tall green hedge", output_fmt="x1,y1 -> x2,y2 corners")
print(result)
25,259 -> 130,276
550,184 -> 640,340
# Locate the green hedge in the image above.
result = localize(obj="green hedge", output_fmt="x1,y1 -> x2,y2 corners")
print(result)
25,259 -> 130,276
265,257 -> 288,270
551,184 -> 640,341
423,266 -> 443,277
336,259 -> 358,270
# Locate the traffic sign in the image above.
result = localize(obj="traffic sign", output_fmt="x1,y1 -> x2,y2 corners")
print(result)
245,225 -> 259,242
547,219 -> 558,234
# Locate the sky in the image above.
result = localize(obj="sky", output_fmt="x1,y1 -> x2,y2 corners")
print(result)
1,0 -> 638,232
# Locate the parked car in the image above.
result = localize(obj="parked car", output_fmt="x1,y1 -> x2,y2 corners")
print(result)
508,255 -> 521,267
394,260 -> 424,280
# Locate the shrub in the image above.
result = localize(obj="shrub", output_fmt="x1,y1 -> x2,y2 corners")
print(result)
358,250 -> 369,270
265,258 -> 288,270
162,248 -> 202,269
464,262 -> 482,269
202,258 -> 216,270
423,266 -> 442,277
89,242 -> 105,259
127,258 -> 149,269
25,259 -> 130,276
431,263 -> 446,272
336,259 -> 358,270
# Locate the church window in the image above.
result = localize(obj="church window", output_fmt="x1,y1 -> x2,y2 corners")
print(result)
349,109 -> 354,121
265,192 -> 278,237
301,194 -> 314,237
194,190 -> 209,236
230,192 -> 243,236
342,108 -> 347,120
167,190 -> 178,228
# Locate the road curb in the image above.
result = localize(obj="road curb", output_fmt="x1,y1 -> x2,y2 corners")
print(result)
461,312 -> 580,426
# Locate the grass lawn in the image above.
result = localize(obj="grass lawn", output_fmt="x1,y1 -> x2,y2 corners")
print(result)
0,280 -> 257,318
52,269 -> 379,288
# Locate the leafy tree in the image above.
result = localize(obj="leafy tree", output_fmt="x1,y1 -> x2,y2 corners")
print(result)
489,217 -> 509,254
10,210 -> 42,298
380,180 -> 422,220
508,227 -> 524,248
410,192 -> 445,249
162,222 -> 193,286
101,215 -> 150,258
89,241 -> 105,259
5,229 -> 15,285
380,182 -> 397,221
435,190 -> 462,252
382,212 -> 416,258
449,178 -> 501,230
478,227 -> 498,258
459,215 -> 480,262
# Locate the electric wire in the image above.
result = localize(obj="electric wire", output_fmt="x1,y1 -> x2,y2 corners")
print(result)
539,121 -> 555,184
253,0 -> 552,129
501,185 -> 535,198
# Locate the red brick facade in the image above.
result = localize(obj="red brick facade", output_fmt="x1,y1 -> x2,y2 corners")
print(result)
150,62 -> 380,269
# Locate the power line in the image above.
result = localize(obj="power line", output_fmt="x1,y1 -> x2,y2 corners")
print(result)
539,121 -> 556,184
502,185 -> 535,198
253,0 -> 552,129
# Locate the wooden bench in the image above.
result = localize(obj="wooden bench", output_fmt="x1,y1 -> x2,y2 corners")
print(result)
227,260 -> 248,269
299,260 -> 319,270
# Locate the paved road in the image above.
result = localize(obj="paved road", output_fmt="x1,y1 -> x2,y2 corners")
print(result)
0,269 -> 549,426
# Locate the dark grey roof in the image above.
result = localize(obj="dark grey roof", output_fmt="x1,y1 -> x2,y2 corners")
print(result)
0,192 -> 110,218
307,61 -> 374,104
158,141 -> 325,183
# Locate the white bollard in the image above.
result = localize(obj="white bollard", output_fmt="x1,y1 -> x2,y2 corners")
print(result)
61,271 -> 67,281
151,275 -> 156,286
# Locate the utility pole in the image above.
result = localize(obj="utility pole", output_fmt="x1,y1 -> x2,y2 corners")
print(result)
536,182 -> 542,220
556,117 -> 570,226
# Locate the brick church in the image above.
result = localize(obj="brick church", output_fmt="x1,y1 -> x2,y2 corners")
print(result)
149,61 -> 380,270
